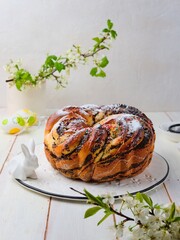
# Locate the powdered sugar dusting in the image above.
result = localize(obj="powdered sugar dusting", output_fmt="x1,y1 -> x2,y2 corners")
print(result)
81,104 -> 98,109
129,118 -> 142,133
116,114 -> 142,133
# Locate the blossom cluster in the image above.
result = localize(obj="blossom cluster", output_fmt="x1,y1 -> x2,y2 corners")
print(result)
83,190 -> 180,240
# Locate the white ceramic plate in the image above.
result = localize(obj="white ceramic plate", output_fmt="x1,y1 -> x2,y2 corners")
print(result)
14,144 -> 169,201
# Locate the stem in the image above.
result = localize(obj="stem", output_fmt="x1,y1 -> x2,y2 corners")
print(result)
110,206 -> 134,222
111,204 -> 118,226
112,207 -> 119,240
81,45 -> 106,58
70,187 -> 86,197
44,69 -> 57,79
5,79 -> 14,83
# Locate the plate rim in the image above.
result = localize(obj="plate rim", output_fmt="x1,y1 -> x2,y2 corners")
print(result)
14,152 -> 169,202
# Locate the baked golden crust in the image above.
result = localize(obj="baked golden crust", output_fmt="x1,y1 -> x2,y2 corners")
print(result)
44,104 -> 155,182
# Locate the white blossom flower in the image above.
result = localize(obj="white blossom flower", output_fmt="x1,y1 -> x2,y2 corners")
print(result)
65,67 -> 70,76
93,57 -> 101,66
146,228 -> 165,239
101,192 -> 115,205
130,226 -> 147,239
134,207 -> 149,225
146,215 -> 163,229
114,223 -> 124,238
170,221 -> 180,239
154,208 -> 168,222
121,194 -> 139,209
4,59 -> 22,75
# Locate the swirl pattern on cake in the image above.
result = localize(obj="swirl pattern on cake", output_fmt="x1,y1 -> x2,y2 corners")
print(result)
44,104 -> 155,182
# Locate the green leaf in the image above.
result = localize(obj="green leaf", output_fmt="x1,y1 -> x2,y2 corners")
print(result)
48,55 -> 57,60
141,193 -> 153,208
45,59 -> 54,67
15,64 -> 19,70
127,192 -> 133,197
171,216 -> 180,223
92,37 -> 101,43
100,45 -> 109,50
84,189 -> 106,208
55,62 -> 65,72
96,69 -> 106,78
102,28 -> 109,33
99,56 -> 109,68
24,72 -> 34,83
97,211 -> 112,225
168,203 -> 176,221
110,30 -> 118,39
84,206 -> 102,218
15,81 -> 23,91
107,19 -> 113,30
154,204 -> 161,210
93,43 -> 100,51
84,189 -> 101,204
90,67 -> 98,76
14,68 -> 34,88
45,55 -> 57,67
135,192 -> 143,203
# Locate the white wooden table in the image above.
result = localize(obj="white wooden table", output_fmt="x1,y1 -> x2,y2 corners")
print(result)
0,109 -> 180,240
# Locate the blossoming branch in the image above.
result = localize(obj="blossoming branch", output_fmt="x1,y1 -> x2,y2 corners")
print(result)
83,189 -> 180,240
5,19 -> 117,91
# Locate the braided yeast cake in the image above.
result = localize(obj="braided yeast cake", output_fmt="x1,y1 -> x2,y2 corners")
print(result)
44,104 -> 155,182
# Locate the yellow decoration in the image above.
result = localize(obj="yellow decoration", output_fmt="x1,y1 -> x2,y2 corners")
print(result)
9,128 -> 21,134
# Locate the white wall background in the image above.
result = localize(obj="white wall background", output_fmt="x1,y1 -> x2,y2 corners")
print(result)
0,0 -> 180,112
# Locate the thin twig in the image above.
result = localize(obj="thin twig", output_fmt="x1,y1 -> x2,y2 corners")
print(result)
5,79 -> 14,82
109,206 -> 134,222
70,187 -> 86,197
112,206 -> 119,240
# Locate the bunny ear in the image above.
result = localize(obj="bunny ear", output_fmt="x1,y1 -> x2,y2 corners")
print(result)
21,144 -> 31,158
29,138 -> 35,153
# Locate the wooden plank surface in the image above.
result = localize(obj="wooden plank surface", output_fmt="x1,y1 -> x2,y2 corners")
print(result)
162,112 -> 180,204
148,112 -> 180,204
0,120 -> 49,240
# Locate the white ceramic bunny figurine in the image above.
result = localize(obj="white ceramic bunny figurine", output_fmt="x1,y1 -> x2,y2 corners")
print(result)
10,139 -> 39,181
